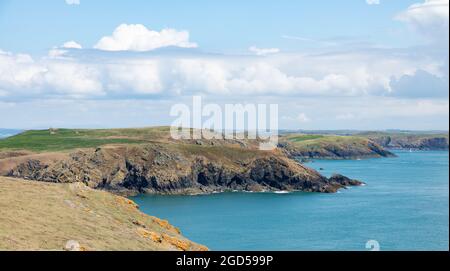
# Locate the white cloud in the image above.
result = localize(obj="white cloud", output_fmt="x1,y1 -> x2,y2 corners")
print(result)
248,46 -> 280,56
94,24 -> 198,52
396,0 -> 449,42
43,61 -> 104,97
389,69 -> 448,97
65,0 -> 80,5
0,50 -> 103,98
366,0 -> 380,5
0,51 -> 44,94
62,41 -> 82,49
106,61 -> 163,94
297,113 -> 311,123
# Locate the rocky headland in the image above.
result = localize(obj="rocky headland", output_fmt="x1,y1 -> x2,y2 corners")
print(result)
278,134 -> 395,160
0,128 -> 364,196
4,143 -> 362,196
359,132 -> 449,150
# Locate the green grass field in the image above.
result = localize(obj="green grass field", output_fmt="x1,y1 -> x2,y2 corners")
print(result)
285,134 -> 367,146
0,128 -> 157,152
357,131 -> 449,141
283,134 -> 382,157
286,134 -> 324,142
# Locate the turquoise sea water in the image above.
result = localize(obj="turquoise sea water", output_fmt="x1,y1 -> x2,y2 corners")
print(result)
131,151 -> 449,251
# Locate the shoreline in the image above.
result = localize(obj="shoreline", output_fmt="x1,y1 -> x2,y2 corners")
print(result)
130,150 -> 449,251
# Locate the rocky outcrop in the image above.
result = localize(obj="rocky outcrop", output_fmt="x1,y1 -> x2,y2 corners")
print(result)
6,144 -> 363,195
328,174 -> 363,186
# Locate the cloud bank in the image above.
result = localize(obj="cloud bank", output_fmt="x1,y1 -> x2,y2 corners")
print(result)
0,46 -> 447,101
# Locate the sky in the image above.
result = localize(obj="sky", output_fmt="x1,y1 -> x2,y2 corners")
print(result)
0,0 -> 448,130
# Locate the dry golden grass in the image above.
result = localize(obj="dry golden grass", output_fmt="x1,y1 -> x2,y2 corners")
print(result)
0,177 -> 207,251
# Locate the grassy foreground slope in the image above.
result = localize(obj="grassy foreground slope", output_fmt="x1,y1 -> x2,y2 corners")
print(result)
0,176 -> 207,251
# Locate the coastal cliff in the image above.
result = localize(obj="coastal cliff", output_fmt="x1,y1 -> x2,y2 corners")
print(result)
0,128 -> 366,251
0,176 -> 208,251
359,132 -> 449,150
4,144 -> 362,195
279,134 -> 395,160
0,128 -> 364,195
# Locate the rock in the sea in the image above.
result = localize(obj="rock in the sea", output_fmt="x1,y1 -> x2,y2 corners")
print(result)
328,174 -> 364,187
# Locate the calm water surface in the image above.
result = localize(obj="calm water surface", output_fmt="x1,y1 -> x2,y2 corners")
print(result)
132,151 -> 449,251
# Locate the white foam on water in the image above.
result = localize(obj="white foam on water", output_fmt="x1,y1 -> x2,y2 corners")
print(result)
274,191 -> 290,194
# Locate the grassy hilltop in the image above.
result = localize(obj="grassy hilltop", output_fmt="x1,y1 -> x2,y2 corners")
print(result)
0,127 -> 174,152
0,127 -> 398,162
4,127 -> 441,161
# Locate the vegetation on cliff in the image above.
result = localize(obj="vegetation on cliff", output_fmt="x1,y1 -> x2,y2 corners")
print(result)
357,131 -> 449,150
279,134 -> 395,159
0,127 -> 363,195
0,177 -> 207,251
0,127 -> 170,152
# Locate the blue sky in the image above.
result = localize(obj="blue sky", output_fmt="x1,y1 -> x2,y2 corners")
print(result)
0,0 -> 448,130
0,0 -> 422,53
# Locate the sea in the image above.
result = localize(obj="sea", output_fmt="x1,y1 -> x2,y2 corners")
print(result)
0,129 -> 21,139
132,150 -> 449,251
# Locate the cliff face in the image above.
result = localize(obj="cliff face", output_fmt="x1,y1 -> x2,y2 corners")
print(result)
5,143 -> 362,195
279,136 -> 395,160
0,177 -> 207,251
367,135 -> 449,150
